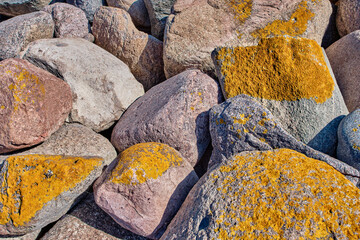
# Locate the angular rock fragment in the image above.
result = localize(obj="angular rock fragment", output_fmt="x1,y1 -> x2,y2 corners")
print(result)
0,0 -> 53,16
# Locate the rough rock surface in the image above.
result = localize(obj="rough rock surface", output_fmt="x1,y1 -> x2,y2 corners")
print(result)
161,149 -> 360,239
326,30 -> 360,112
21,38 -> 144,132
0,0 -> 52,16
213,37 -> 348,155
111,69 -> 223,166
93,6 -> 165,91
0,58 -> 72,154
0,155 -> 104,235
164,0 -> 332,78
0,11 -> 54,60
66,0 -> 105,22
336,0 -> 360,37
0,230 -> 41,240
209,94 -> 360,186
94,143 -> 199,239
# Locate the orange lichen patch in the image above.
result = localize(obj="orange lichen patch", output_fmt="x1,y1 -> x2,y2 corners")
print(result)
227,0 -> 253,23
216,37 -> 334,103
353,128 -> 358,132
353,144 -> 360,151
0,155 -> 102,227
210,149 -> 360,239
232,114 -> 251,124
110,143 -> 183,185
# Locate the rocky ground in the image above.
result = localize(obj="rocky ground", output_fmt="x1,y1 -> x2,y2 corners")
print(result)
0,0 -> 360,239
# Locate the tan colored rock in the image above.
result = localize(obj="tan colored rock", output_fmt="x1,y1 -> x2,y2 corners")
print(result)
336,0 -> 360,37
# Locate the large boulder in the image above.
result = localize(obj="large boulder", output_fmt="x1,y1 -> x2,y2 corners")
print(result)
0,11 -> 54,61
66,0 -> 105,22
94,142 -> 198,239
93,6 -> 165,91
111,69 -> 223,167
0,0 -> 52,16
20,38 -> 144,132
0,58 -> 72,154
336,0 -> 360,37
161,149 -> 360,239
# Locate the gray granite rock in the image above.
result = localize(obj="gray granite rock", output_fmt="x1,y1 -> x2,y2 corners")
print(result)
66,0 -> 105,22
0,0 -> 52,16
336,0 -> 360,37
0,230 -> 41,240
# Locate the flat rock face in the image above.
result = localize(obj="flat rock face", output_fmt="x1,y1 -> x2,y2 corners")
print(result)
0,229 -> 41,240
326,30 -> 360,112
0,0 -> 52,16
20,38 -> 144,132
164,0 -> 332,78
93,7 -> 165,91
213,37 -> 348,155
0,155 -> 104,235
0,11 -> 54,61
161,149 -> 360,239
94,143 -> 199,239
0,58 -> 72,154
336,0 -> 360,37
66,0 -> 105,22
111,69 -> 223,167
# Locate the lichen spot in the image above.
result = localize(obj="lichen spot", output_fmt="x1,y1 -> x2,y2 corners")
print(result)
0,155 -> 102,227
216,37 -> 334,103
110,143 -> 183,185
227,0 -> 253,23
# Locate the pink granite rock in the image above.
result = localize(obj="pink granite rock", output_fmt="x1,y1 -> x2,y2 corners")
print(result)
336,0 -> 360,37
0,58 -> 72,154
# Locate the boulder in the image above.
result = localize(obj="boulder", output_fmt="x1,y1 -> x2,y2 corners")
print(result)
161,149 -> 360,239
0,230 -> 41,240
0,0 -> 52,16
0,11 -> 54,60
66,0 -> 105,22
336,0 -> 360,37
93,6 -> 165,91
20,38 -> 144,132
0,155 -> 103,235
94,142 -> 198,239
0,58 -> 72,154
111,69 -> 223,167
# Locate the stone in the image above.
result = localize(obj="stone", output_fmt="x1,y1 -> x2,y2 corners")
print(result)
0,0 -> 52,16
164,0 -> 332,79
212,37 -> 348,156
66,0 -> 105,22
208,94 -> 360,186
336,0 -> 360,37
0,123 -> 117,167
20,38 -> 144,132
0,58 -> 72,154
0,155 -> 104,236
0,11 -> 54,60
143,0 -> 176,40
94,143 -> 199,239
106,0 -> 150,31
0,230 -> 41,240
326,30 -> 360,112
43,3 -> 92,40
111,69 -> 223,167
40,193 -> 148,240
161,149 -> 360,239
93,6 -> 165,91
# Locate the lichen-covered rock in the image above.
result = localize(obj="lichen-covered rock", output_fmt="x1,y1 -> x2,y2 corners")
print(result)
0,11 -> 54,61
161,149 -> 360,239
0,58 -> 72,154
209,94 -> 360,186
0,155 -> 104,235
0,0 -> 52,16
212,37 -> 348,154
326,30 -> 360,112
111,69 -> 223,167
20,38 -> 144,132
93,6 -> 165,91
164,0 -> 332,78
336,0 -> 360,37
66,0 -> 105,22
94,143 -> 198,239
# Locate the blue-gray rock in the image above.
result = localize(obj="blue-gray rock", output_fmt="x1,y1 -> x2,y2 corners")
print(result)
0,0 -> 52,16
66,0 -> 105,22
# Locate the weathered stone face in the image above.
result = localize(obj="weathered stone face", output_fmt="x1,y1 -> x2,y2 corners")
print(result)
336,0 -> 360,37
0,0 -> 53,16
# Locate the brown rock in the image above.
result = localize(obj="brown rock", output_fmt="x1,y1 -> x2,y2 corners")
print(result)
336,0 -> 360,37
0,58 -> 72,154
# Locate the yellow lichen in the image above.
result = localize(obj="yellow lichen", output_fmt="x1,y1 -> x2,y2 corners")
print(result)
353,144 -> 360,151
0,155 -> 102,227
232,114 -> 251,125
227,0 -> 253,23
353,128 -> 358,132
217,37 -> 334,102
110,142 -> 183,185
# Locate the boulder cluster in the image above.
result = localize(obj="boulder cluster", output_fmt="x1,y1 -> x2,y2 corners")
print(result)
0,0 -> 360,239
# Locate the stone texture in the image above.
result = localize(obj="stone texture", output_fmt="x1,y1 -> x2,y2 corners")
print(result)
43,3 -> 92,40
212,37 -> 348,156
161,149 -> 360,239
143,0 -> 176,40
93,7 -> 165,91
94,143 -> 199,239
0,11 -> 54,60
0,58 -> 72,154
0,155 -> 104,236
209,94 -> 360,186
111,69 -> 223,167
21,38 -> 144,132
66,0 -> 105,22
40,193 -> 148,240
336,0 -> 360,37
0,230 -> 41,240
164,0 -> 332,78
0,0 -> 52,16
326,30 -> 360,112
